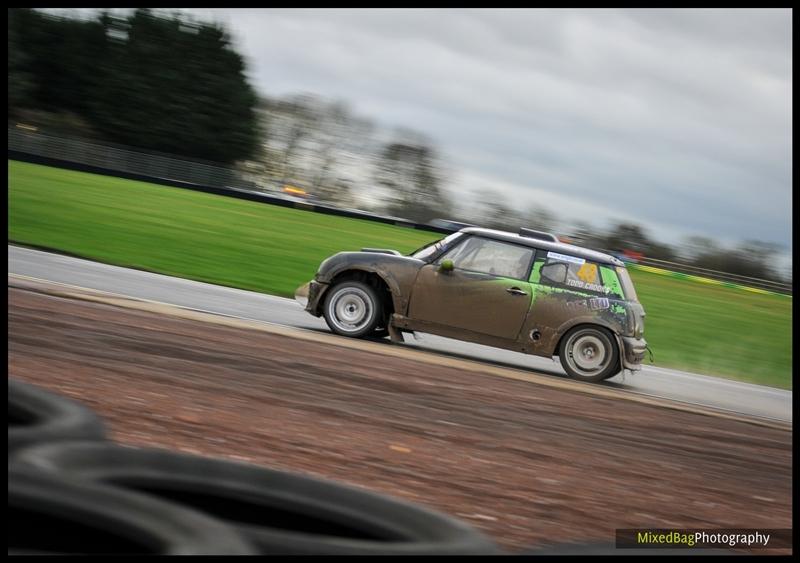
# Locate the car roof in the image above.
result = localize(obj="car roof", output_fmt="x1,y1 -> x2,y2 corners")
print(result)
459,227 -> 624,267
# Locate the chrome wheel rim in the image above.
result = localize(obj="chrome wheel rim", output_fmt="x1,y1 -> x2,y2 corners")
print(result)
328,287 -> 373,333
566,332 -> 609,376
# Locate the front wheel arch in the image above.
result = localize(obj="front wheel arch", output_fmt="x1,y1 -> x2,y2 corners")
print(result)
320,269 -> 395,322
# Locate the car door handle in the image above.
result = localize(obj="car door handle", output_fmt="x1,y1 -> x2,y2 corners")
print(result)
506,287 -> 528,296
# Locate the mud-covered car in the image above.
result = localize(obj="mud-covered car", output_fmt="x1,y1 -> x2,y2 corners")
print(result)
295,227 -> 647,382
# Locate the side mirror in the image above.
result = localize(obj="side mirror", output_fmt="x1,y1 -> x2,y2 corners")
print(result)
439,259 -> 454,273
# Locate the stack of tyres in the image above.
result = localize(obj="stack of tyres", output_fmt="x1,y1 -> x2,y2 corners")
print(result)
8,379 -> 107,454
8,379 -> 499,555
11,442 -> 499,555
8,468 -> 256,555
8,379 -> 256,555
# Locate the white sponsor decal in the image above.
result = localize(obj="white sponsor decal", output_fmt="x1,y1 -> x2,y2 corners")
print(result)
589,297 -> 610,310
566,279 -> 611,294
564,297 -> 611,311
547,252 -> 585,265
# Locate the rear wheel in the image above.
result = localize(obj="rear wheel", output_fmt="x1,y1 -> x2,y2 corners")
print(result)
323,281 -> 383,339
558,326 -> 620,382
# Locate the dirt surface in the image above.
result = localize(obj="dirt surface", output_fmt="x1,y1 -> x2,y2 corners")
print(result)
8,286 -> 792,553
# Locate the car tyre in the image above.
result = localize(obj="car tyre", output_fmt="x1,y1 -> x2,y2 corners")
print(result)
323,281 -> 383,339
11,442 -> 499,555
8,467 -> 255,554
8,379 -> 107,455
558,326 -> 620,383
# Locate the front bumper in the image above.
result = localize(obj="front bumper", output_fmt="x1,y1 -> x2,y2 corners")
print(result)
294,280 -> 328,316
620,336 -> 647,371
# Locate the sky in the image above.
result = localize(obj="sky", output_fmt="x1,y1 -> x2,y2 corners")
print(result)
47,8 -> 793,256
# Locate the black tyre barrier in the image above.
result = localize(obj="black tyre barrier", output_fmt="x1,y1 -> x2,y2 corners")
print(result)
8,379 -> 107,455
11,441 -> 500,555
8,468 -> 256,555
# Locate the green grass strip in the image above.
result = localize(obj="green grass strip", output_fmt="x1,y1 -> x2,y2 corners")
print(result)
8,160 -> 792,389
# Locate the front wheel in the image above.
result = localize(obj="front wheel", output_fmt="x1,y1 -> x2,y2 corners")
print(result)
558,326 -> 620,382
323,281 -> 383,339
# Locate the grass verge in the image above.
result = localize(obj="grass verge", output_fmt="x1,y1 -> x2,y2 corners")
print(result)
8,160 -> 791,389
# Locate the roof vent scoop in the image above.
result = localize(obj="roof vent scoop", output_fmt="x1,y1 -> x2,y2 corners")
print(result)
519,228 -> 559,242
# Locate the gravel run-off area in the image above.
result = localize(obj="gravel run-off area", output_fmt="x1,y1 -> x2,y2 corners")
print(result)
8,286 -> 792,553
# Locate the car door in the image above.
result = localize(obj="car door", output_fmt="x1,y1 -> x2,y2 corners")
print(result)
407,236 -> 535,340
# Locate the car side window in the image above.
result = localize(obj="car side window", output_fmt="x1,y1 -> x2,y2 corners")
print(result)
440,237 -> 533,280
538,252 -> 609,294
541,262 -> 568,284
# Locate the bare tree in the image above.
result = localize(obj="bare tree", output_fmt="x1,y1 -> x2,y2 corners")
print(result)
681,235 -> 721,262
523,205 -> 558,234
459,190 -> 522,232
251,94 -> 378,205
374,137 -> 452,222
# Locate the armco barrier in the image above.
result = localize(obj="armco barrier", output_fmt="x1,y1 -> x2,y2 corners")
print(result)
630,264 -> 792,298
632,255 -> 792,294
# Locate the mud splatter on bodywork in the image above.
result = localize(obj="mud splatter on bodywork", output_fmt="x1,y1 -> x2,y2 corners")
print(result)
522,258 -> 636,357
304,251 -> 425,316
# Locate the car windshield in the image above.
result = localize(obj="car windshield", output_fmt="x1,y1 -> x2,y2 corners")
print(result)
409,232 -> 463,261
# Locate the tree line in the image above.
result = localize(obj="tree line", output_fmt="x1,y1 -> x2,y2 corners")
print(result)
9,8 -> 259,164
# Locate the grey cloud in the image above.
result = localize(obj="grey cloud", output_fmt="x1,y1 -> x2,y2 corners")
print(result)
74,8 -> 793,250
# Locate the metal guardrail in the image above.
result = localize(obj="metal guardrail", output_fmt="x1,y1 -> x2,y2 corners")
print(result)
8,126 -> 257,191
633,257 -> 792,294
8,126 -> 791,294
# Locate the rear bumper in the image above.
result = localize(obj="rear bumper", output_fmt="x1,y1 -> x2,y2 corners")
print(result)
620,336 -> 647,371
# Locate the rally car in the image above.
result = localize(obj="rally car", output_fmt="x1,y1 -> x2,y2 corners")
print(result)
296,227 -> 647,382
